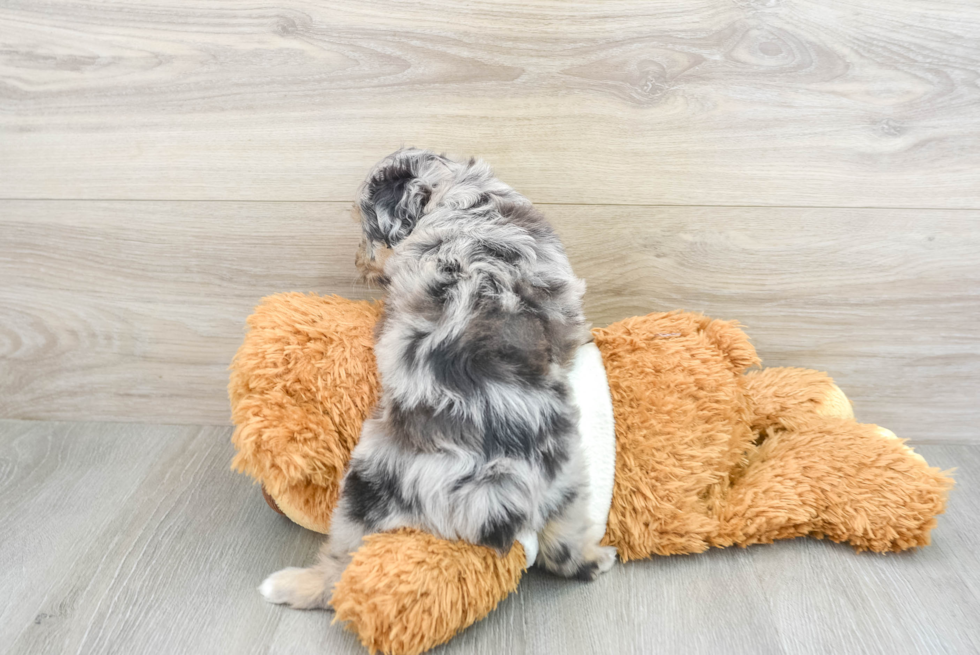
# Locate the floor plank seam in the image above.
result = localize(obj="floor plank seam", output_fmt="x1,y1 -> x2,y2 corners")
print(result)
3,198 -> 980,212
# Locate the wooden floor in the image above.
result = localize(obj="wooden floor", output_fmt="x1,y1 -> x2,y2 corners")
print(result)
1,0 -> 979,441
1,419 -> 977,655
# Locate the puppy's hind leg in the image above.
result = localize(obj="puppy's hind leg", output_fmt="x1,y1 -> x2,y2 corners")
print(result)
537,485 -> 616,581
260,511 -> 367,610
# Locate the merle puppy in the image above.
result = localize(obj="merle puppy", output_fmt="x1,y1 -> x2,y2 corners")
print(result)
261,149 -> 616,610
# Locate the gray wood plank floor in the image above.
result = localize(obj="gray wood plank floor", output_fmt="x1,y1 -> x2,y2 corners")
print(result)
3,201 -> 978,442
2,419 -> 977,655
3,0 -> 980,207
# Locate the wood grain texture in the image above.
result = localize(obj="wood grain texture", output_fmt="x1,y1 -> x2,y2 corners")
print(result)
2,0 -> 979,205
0,200 -> 375,426
560,205 -> 980,442
2,200 -> 978,440
0,420 -> 325,655
1,419 -> 977,655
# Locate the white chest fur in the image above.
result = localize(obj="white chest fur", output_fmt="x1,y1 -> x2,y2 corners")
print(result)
516,342 -> 617,567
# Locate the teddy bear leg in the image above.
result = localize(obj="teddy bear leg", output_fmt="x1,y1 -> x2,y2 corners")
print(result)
743,367 -> 853,433
716,418 -> 953,552
332,529 -> 527,655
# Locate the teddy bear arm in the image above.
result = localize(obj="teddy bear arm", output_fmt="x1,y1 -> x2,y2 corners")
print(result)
332,529 -> 526,655
714,418 -> 953,552
229,293 -> 384,533
743,367 -> 854,434
229,394 -> 356,533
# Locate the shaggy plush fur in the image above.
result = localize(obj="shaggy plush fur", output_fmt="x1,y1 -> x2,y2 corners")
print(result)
594,312 -> 760,559
229,294 -> 954,655
594,312 -> 954,559
332,529 -> 526,655
229,294 -> 383,532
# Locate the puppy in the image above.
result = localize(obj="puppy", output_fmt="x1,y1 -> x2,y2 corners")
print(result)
261,149 -> 615,610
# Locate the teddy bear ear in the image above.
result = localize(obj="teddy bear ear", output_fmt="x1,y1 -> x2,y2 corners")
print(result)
229,293 -> 384,529
700,318 -> 760,374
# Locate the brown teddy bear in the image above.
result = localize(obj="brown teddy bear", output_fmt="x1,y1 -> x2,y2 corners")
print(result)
229,293 -> 953,655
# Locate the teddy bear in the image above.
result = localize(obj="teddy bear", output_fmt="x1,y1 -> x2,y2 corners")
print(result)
229,292 -> 953,655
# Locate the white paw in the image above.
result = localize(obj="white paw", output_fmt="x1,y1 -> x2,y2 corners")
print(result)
596,546 -> 617,574
259,567 -> 307,605
259,567 -> 331,609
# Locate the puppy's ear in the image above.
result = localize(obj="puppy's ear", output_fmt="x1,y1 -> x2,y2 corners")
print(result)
358,149 -> 440,248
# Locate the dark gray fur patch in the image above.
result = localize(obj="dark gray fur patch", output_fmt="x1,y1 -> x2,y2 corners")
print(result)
342,461 -> 419,526
479,505 -> 526,552
549,543 -> 572,566
573,561 -> 600,581
359,150 -> 441,247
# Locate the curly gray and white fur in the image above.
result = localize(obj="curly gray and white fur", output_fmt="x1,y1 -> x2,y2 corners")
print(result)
261,149 -> 616,610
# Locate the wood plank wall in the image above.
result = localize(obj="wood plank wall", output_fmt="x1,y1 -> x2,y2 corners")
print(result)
1,1 -> 978,440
